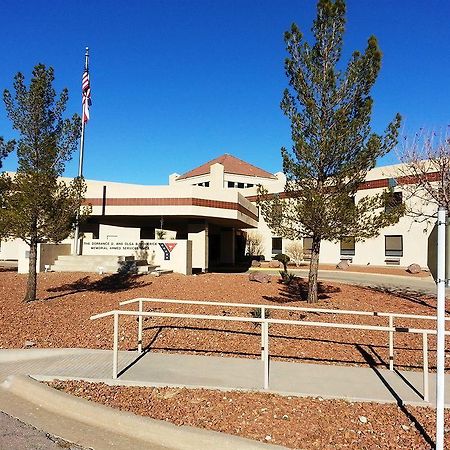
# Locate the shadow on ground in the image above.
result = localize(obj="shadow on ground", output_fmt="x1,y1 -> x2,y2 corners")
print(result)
360,285 -> 448,314
356,344 -> 435,448
263,277 -> 341,303
44,272 -> 151,300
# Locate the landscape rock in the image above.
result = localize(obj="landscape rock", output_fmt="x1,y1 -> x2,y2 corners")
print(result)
336,260 -> 350,270
251,260 -> 261,268
406,263 -> 421,274
248,273 -> 271,283
268,260 -> 281,268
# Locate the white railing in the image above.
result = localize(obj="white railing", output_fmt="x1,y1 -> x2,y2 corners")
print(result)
119,297 -> 449,371
90,299 -> 450,402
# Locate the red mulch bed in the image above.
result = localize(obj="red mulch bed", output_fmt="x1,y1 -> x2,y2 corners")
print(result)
48,380 -> 449,449
0,272 -> 446,372
2,271 -> 448,449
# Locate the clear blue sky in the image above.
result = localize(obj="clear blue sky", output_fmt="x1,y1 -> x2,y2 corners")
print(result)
0,0 -> 449,185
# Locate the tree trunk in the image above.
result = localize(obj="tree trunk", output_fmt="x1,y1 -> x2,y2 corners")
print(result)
307,235 -> 321,304
24,241 -> 38,303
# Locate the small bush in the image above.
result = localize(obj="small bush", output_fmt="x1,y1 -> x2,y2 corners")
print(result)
279,270 -> 296,285
285,240 -> 303,267
274,253 -> 290,272
249,307 -> 271,322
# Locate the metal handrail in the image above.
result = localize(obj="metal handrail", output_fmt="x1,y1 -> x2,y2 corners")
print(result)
119,297 -> 450,322
90,306 -> 450,402
119,297 -> 449,371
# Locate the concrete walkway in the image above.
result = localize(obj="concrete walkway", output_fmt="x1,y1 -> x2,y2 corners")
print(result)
1,348 -> 449,407
1,348 -> 449,449
249,267 -> 440,296
0,349 -> 288,450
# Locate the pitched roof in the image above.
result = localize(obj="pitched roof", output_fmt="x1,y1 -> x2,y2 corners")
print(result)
178,154 -> 276,180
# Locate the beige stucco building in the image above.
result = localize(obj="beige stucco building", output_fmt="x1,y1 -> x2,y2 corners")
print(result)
0,154 -> 437,273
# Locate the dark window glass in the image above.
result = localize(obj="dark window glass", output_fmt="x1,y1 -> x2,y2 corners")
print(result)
237,182 -> 245,188
385,192 -> 403,213
340,237 -> 355,256
227,181 -> 235,188
272,237 -> 282,255
303,237 -> 313,259
385,235 -> 403,257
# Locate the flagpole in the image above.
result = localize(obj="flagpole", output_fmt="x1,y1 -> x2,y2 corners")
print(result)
73,47 -> 89,255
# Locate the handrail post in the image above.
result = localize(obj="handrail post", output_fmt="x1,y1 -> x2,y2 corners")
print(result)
423,332 -> 429,402
263,320 -> 269,389
138,299 -> 143,354
389,315 -> 394,371
113,312 -> 119,379
261,307 -> 265,361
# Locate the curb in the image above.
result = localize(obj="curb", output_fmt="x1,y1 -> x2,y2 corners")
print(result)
1,375 -> 286,450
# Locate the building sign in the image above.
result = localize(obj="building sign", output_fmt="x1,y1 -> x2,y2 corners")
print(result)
159,242 -> 177,260
83,240 -> 175,260
81,239 -> 191,275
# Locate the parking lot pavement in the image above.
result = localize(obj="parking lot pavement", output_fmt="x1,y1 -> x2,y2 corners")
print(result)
0,411 -> 85,450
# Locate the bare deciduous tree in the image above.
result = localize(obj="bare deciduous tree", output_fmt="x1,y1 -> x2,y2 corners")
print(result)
396,130 -> 450,220
246,231 -> 265,257
285,240 -> 303,267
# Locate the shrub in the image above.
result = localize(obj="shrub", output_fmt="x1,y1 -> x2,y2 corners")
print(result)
285,240 -> 304,267
246,231 -> 265,257
249,307 -> 271,321
279,270 -> 296,285
274,253 -> 290,272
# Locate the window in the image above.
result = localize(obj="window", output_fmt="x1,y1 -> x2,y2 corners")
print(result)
246,183 -> 254,188
385,235 -> 403,257
272,237 -> 282,255
237,182 -> 245,188
340,237 -> 355,256
227,181 -> 235,188
385,192 -> 402,213
303,237 -> 313,260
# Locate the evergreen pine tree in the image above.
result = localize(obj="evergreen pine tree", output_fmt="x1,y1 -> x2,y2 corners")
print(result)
258,0 -> 404,303
0,64 -> 87,302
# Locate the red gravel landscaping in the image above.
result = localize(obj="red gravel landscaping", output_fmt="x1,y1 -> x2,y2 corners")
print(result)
48,380 -> 449,449
1,271 -> 448,449
0,271 -> 447,372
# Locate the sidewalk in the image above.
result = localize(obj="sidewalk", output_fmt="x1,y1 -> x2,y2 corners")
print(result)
1,348 -> 449,406
249,267 -> 440,295
1,349 -> 288,450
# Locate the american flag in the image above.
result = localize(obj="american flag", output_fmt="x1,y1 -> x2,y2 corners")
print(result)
82,69 -> 91,123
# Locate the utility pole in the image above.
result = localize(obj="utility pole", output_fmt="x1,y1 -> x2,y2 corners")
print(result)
436,206 -> 447,450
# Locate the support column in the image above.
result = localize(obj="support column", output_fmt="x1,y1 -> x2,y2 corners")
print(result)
188,222 -> 209,272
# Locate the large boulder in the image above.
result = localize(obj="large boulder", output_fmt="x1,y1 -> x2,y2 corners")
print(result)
249,273 -> 271,283
406,263 -> 422,274
336,260 -> 350,270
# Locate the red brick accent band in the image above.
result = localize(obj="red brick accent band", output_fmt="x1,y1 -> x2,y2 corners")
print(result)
245,171 -> 441,202
84,197 -> 259,221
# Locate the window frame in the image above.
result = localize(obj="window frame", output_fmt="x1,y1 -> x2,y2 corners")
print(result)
271,237 -> 283,256
340,237 -> 356,256
385,191 -> 403,213
385,235 -> 403,257
303,237 -> 313,260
